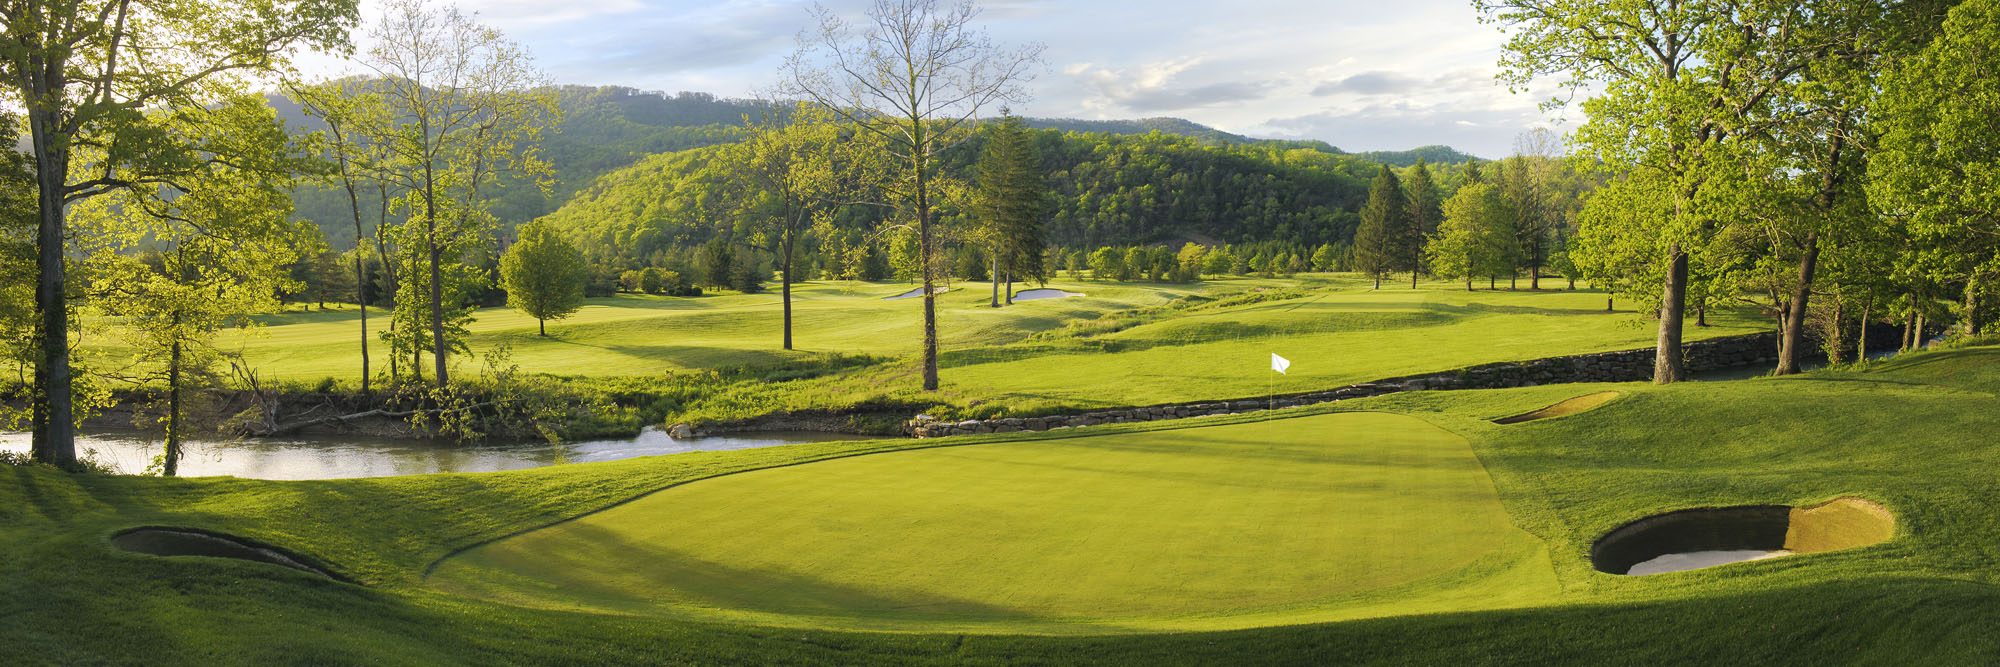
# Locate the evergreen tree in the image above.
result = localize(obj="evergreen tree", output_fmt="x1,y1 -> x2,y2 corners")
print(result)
1404,160 -> 1443,288
973,113 -> 1049,306
500,221 -> 588,336
1352,165 -> 1409,289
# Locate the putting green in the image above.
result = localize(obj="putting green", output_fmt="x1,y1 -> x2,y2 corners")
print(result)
427,412 -> 1558,632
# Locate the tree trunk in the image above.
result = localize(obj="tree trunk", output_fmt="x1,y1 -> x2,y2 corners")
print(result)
1962,276 -> 1982,335
1489,275 -> 1496,290
28,99 -> 75,467
1695,301 -> 1708,328
1410,270 -> 1418,289
1915,313 -> 1927,349
989,252 -> 999,308
1903,302 -> 1915,351
1775,234 -> 1819,376
1858,301 -> 1871,362
164,338 -> 182,477
1654,244 -> 1688,384
915,131 -> 939,392
1373,274 -> 1380,290
538,318 -> 546,337
782,233 -> 795,350
1607,297 -> 1613,312
1005,267 -> 1014,305
430,241 -> 447,386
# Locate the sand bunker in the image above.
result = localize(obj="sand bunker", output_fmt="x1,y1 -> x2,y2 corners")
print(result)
1495,391 -> 1621,424
884,286 -> 950,300
1591,498 -> 1894,575
1014,288 -> 1084,301
111,527 -> 346,581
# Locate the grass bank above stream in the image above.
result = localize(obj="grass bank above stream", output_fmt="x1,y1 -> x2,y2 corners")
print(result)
80,276 -> 1768,437
5,343 -> 2000,664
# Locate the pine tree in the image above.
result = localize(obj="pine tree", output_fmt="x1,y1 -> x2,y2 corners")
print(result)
1404,160 -> 1443,288
973,113 -> 1048,306
1353,165 -> 1409,289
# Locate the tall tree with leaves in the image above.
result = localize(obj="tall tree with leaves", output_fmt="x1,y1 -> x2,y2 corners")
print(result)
725,103 -> 856,349
1353,165 -> 1408,290
1872,0 -> 2000,338
77,96 -> 318,476
973,112 -> 1048,306
360,0 -> 557,388
1479,0 -> 1831,383
499,221 -> 586,336
782,0 -> 1042,391
0,0 -> 358,466
1404,160 -> 1442,288
291,77 -> 390,392
1428,181 -> 1513,291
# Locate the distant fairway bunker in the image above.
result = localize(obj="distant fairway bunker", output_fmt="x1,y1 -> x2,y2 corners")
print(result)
111,527 -> 347,581
1014,288 -> 1084,301
1591,498 -> 1895,576
1494,391 -> 1621,424
426,412 -> 1560,633
884,286 -> 950,300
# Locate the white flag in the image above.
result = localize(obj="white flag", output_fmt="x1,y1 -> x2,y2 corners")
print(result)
1271,352 -> 1291,375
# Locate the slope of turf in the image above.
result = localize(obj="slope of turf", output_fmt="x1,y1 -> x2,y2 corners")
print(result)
427,412 -> 1557,633
6,343 -> 2000,664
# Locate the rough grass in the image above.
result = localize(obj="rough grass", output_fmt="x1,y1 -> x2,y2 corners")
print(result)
11,339 -> 2000,663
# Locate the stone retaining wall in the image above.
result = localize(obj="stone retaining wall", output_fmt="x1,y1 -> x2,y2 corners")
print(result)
904,332 -> 1780,438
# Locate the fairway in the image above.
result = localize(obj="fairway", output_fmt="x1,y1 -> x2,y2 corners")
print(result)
427,412 -> 1558,632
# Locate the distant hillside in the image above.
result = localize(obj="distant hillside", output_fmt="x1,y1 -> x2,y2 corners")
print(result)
268,86 -> 1481,250
1021,117 -> 1263,146
275,85 -> 764,249
1357,145 -> 1482,167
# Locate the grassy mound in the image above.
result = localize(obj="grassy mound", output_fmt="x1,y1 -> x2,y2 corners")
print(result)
1786,497 -> 1896,555
1494,391 -> 1621,424
426,412 -> 1555,633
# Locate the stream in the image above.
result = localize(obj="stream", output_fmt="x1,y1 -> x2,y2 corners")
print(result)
0,427 -> 859,480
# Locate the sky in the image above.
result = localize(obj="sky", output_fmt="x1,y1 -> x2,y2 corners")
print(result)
307,0 -> 1575,158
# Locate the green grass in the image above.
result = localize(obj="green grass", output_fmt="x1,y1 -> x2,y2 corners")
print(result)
85,275 -> 1762,419
8,343 -> 2000,663
427,412 -> 1556,633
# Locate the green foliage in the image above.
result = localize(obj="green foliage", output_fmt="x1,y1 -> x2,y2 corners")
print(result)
1353,165 -> 1411,286
499,221 -> 588,333
972,114 -> 1050,287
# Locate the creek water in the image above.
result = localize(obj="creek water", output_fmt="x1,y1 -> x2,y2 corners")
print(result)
0,427 -> 857,480
1624,549 -> 1789,575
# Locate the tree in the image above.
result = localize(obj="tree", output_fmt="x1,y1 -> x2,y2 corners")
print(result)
726,103 -> 858,348
500,221 -> 587,336
0,0 -> 357,466
291,77 -> 389,393
782,0 -> 1043,391
1353,166 -> 1408,289
1089,246 -> 1124,281
360,0 -> 557,388
1404,161 -> 1442,288
1427,182 -> 1513,291
1480,0 -> 1832,383
1174,243 -> 1207,282
972,112 -> 1049,306
1870,0 -> 1998,337
78,96 -> 318,476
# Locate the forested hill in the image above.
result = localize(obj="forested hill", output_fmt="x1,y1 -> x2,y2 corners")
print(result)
270,85 -> 1479,251
541,126 -> 1476,272
280,86 -> 767,249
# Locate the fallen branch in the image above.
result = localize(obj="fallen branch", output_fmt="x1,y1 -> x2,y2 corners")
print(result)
256,400 -> 514,437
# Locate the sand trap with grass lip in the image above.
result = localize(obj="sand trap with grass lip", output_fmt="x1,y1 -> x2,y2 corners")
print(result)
1591,498 -> 1894,575
1013,288 -> 1084,301
884,286 -> 950,300
111,527 -> 346,581
1495,391 -> 1621,424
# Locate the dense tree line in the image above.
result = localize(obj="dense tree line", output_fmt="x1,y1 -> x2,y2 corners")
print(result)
1483,0 -> 1987,382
